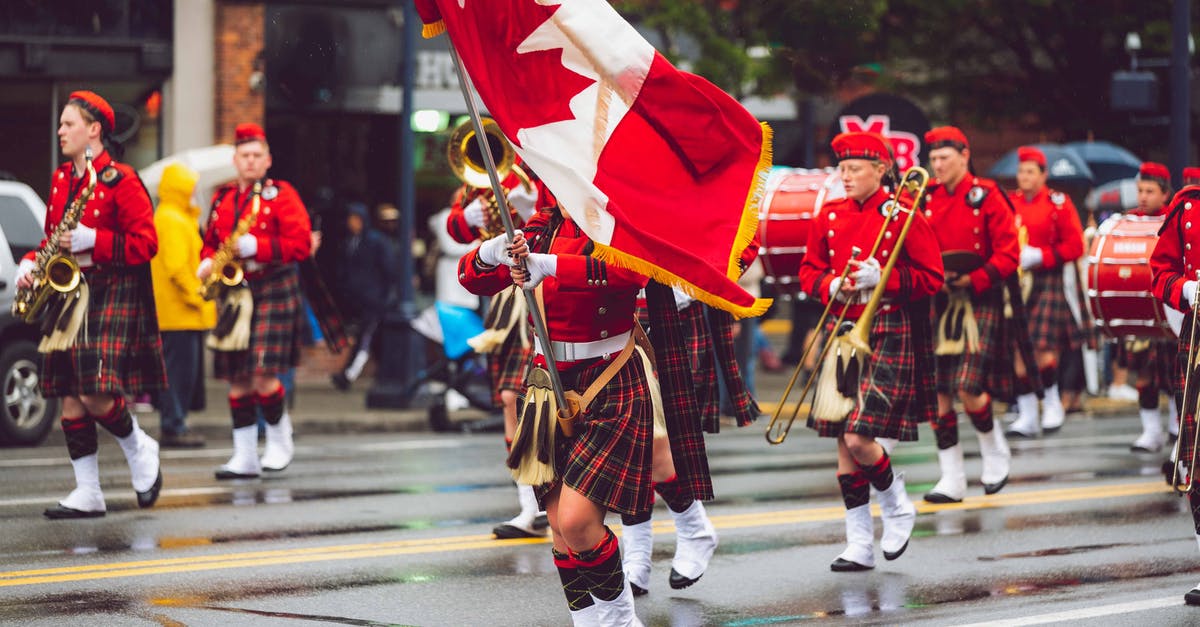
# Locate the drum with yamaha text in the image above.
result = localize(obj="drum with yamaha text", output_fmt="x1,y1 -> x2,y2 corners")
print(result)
1085,213 -> 1183,340
757,168 -> 844,297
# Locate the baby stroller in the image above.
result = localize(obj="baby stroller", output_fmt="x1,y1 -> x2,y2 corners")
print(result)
408,302 -> 503,432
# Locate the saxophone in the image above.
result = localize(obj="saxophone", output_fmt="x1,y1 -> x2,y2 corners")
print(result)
13,148 -> 96,324
200,181 -> 262,301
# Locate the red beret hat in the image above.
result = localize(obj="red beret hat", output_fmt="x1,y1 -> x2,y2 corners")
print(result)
68,90 -> 114,132
924,126 -> 969,151
831,132 -> 893,164
1017,146 -> 1047,168
1139,161 -> 1170,182
1183,166 -> 1200,182
235,123 -> 268,145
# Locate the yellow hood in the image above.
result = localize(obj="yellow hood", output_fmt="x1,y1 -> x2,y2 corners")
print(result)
159,162 -> 200,218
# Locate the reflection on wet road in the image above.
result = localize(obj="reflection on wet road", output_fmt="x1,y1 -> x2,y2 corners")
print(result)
2,416 -> 1199,625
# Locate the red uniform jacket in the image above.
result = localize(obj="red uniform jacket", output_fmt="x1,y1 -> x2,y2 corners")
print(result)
202,179 -> 312,269
1009,186 -> 1084,270
27,150 -> 157,267
924,176 -> 1019,293
1151,186 -> 1200,311
799,186 -> 944,318
445,174 -> 555,244
458,210 -> 647,344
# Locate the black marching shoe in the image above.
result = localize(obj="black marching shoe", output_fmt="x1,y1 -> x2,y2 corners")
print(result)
43,505 -> 105,520
1186,585 -> 1200,606
137,470 -> 163,508
630,583 -> 648,597
669,568 -> 704,589
982,475 -> 1009,496
830,557 -> 873,572
923,491 -> 962,504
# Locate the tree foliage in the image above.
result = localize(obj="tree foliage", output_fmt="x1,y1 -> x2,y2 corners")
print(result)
617,0 -> 1197,156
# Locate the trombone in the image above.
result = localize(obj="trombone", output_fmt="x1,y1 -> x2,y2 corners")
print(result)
1171,269 -> 1200,494
765,166 -> 930,444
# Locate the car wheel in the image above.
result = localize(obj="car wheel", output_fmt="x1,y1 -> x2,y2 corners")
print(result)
0,341 -> 58,446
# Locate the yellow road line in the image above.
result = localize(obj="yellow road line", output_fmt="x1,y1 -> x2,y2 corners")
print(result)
0,481 -> 1172,588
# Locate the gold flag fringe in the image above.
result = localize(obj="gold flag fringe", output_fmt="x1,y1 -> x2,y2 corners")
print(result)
421,20 -> 446,39
727,122 -> 774,279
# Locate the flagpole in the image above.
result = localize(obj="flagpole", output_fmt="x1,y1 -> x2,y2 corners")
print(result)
446,45 -> 570,411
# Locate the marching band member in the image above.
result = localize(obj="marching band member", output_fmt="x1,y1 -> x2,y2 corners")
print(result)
798,132 -> 944,571
1007,146 -> 1086,438
1149,184 -> 1200,605
460,200 -> 650,625
16,91 -> 165,518
199,123 -> 312,479
1118,162 -> 1178,452
921,127 -> 1019,501
619,284 -> 757,596
447,169 -> 547,539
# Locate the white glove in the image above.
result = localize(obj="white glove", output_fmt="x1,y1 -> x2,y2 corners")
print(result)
16,258 -> 35,283
1020,246 -> 1044,270
1185,280 -> 1199,308
69,224 -> 96,252
197,257 -> 213,280
463,197 -> 486,229
520,253 -> 558,290
507,185 -> 538,222
672,287 -> 695,311
237,234 -> 258,259
477,229 -> 521,267
828,277 -> 846,302
850,257 -> 881,290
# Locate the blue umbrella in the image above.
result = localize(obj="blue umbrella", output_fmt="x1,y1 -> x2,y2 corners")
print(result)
987,143 -> 1094,186
1064,141 -> 1141,186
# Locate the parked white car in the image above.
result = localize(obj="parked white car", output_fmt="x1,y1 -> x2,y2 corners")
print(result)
0,179 -> 60,445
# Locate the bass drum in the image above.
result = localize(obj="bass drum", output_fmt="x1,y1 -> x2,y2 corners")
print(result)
1085,213 -> 1183,340
757,168 -> 844,297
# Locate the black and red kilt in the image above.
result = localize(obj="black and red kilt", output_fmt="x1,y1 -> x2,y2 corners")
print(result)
934,288 -> 1009,397
212,264 -> 302,380
42,265 -> 166,397
1117,339 -> 1177,394
487,326 -> 533,404
1026,268 -> 1083,352
1176,312 -> 1198,471
533,352 -> 654,516
809,308 -> 922,442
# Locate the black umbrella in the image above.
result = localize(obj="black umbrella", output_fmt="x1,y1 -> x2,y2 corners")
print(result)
1064,141 -> 1141,186
987,143 -> 1094,187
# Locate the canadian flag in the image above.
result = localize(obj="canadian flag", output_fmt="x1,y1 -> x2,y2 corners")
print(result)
416,0 -> 771,317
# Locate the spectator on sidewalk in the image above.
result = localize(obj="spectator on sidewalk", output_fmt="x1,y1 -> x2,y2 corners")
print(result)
332,202 -> 398,390
150,162 -> 215,448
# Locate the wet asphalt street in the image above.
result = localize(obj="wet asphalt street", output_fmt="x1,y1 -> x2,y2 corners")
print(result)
2,410 -> 1199,626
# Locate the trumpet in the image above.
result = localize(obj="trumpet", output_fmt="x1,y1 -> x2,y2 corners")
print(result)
447,117 -> 532,240
1171,269 -> 1200,494
765,168 -> 930,444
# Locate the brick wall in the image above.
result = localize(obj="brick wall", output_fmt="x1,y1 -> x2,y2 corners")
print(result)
214,2 -> 264,144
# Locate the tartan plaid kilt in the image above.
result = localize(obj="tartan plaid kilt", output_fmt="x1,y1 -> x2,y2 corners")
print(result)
533,351 -> 654,516
1117,339 -> 1177,393
212,264 -> 302,380
1027,268 -> 1083,351
487,322 -> 533,404
42,265 -> 166,397
808,308 -> 922,442
1176,313 -> 1198,467
934,289 -> 1009,396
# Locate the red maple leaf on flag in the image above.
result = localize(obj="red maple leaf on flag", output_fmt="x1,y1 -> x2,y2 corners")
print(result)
449,1 -> 595,143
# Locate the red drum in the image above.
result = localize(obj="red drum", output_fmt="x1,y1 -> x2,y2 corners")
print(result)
758,168 -> 843,296
1085,213 -> 1182,339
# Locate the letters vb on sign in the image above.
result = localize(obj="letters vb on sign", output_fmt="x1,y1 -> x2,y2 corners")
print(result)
838,115 -> 920,171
